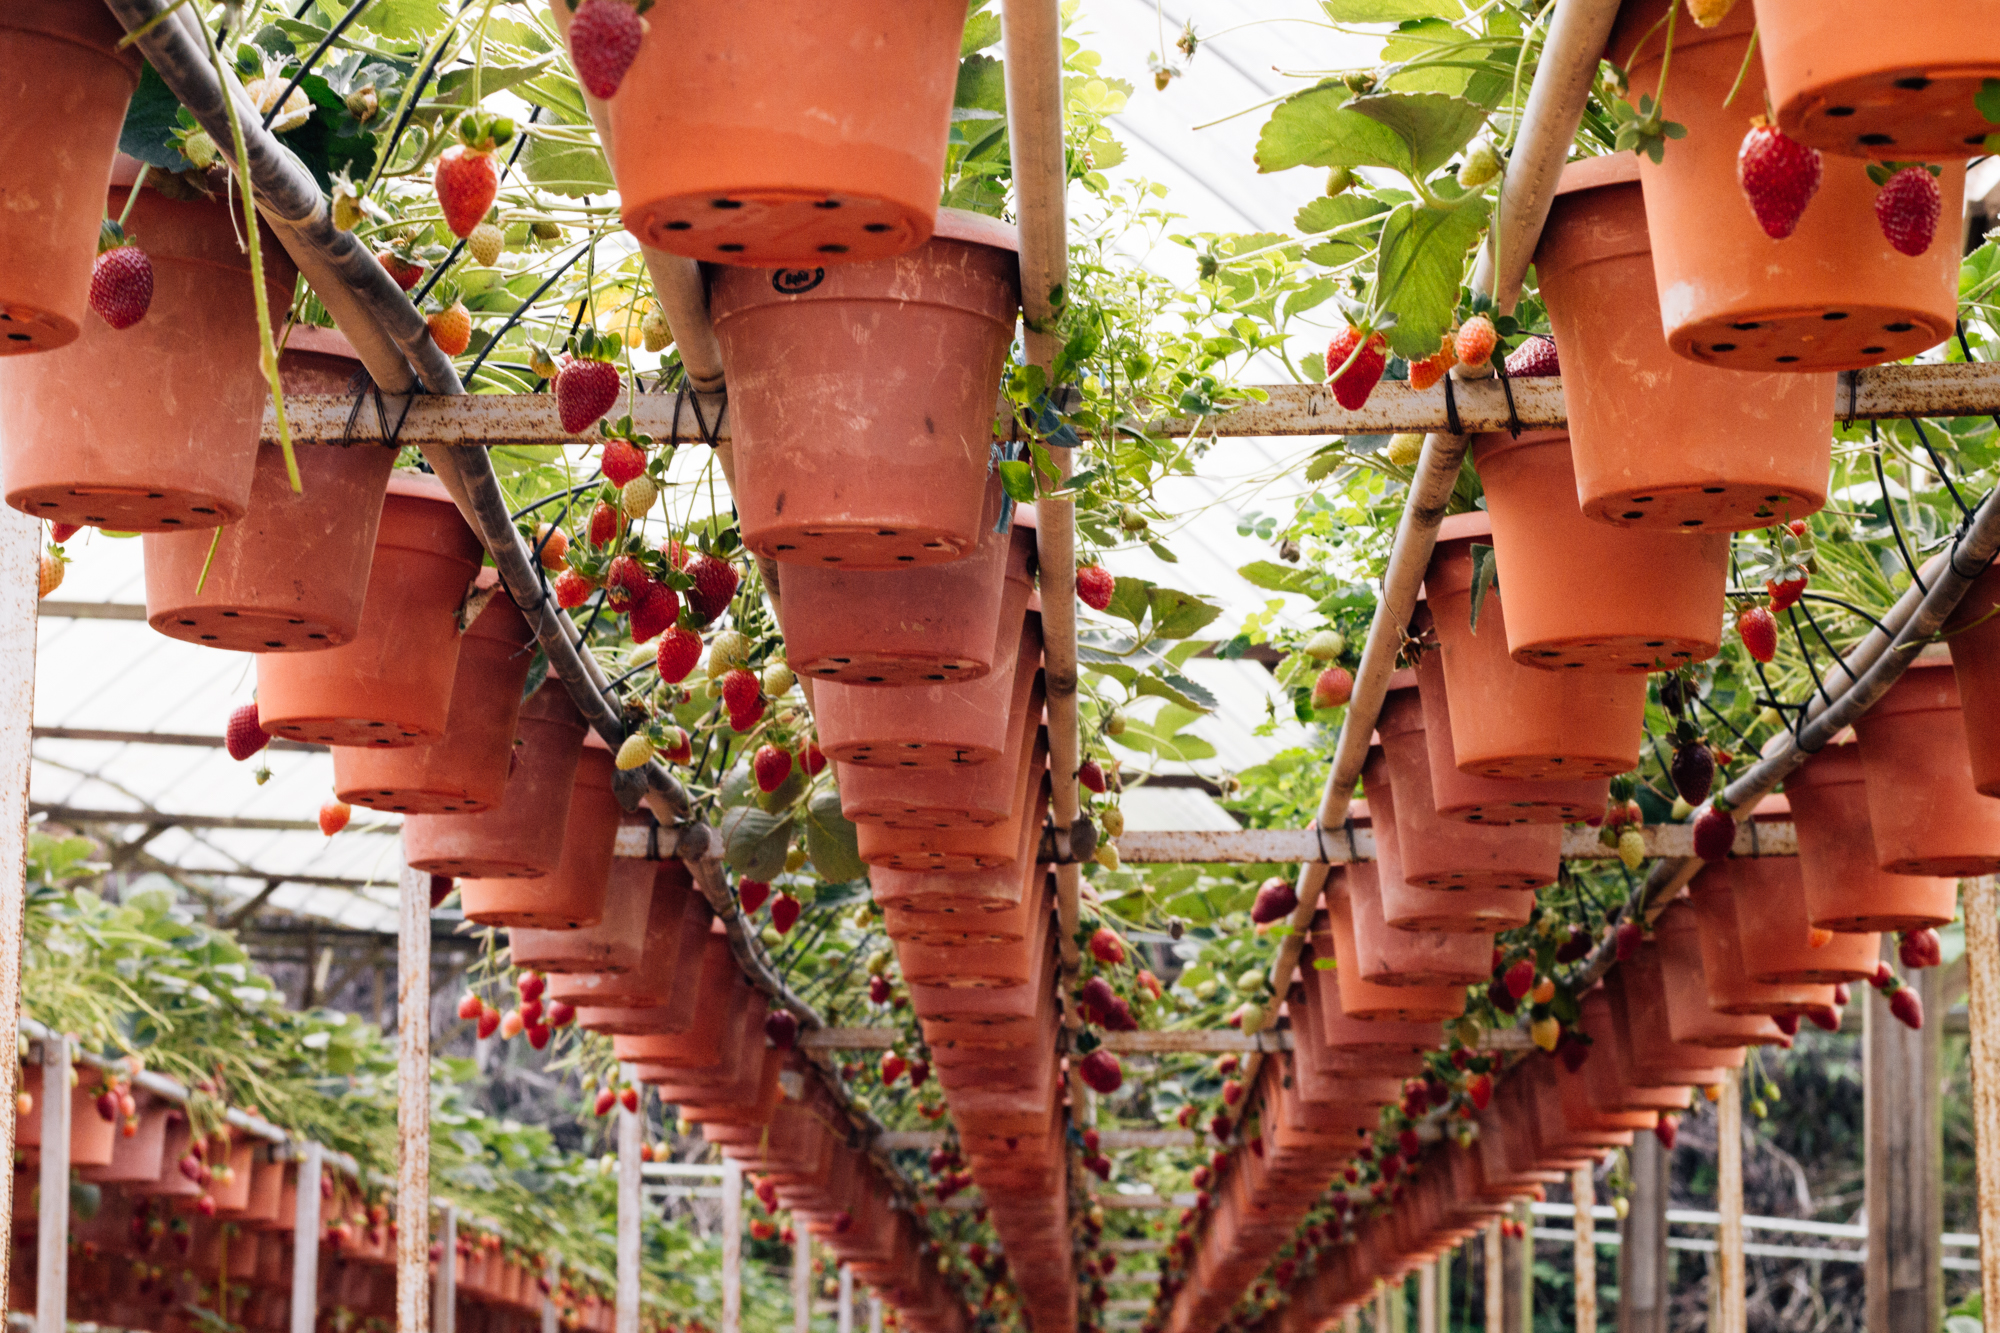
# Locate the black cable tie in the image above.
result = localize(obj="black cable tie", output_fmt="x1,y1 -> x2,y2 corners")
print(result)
1494,360 -> 1521,439
1441,374 -> 1462,439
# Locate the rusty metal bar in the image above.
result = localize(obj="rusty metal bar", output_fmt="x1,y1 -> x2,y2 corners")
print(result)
434,1204 -> 457,1333
35,1034 -> 69,1333
617,1080 -> 642,1333
0,506 -> 37,1315
397,861 -> 432,1333
291,1142 -> 324,1333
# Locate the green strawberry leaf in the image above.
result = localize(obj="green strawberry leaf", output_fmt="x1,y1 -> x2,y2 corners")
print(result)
1345,92 -> 1490,180
720,807 -> 793,881
1322,0 -> 1463,18
803,790 -> 866,883
1374,190 -> 1491,360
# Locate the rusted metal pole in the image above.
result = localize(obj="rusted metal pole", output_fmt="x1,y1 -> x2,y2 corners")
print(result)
1963,876 -> 2000,1329
36,1034 -> 69,1333
543,1254 -> 560,1333
291,1142 -> 323,1333
1717,1072 -> 1745,1332
434,1203 -> 456,1333
618,1086 -> 641,1333
722,1158 -> 743,1333
1418,1259 -> 1438,1333
839,1264 -> 854,1333
398,861 -> 432,1333
793,1223 -> 811,1333
1485,1219 -> 1503,1332
1574,1167 -> 1597,1332
1867,944 -> 1944,1332
0,505 -> 38,1312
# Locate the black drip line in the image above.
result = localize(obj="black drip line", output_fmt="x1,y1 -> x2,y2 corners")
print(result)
1793,600 -> 1860,691
1869,425 -> 1928,594
460,237 -> 594,386
262,0 -> 376,132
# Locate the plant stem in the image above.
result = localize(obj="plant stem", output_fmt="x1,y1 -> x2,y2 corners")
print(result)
116,165 -> 150,228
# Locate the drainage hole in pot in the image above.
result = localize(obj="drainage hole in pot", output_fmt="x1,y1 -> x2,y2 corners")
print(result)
897,555 -> 916,562
1886,322 -> 1916,332
1731,322 -> 1762,330
1764,494 -> 1785,501
222,610 -> 240,617
664,221 -> 691,231
1823,311 -> 1849,321
200,634 -> 218,642
1646,640 -> 1664,647
1863,345 -> 1887,354
1776,355 -> 1800,363
1701,486 -> 1725,494
814,200 -> 842,210
775,544 -> 795,551
1970,135 -> 1992,146
864,223 -> 893,233
1623,511 -> 1645,519
1711,343 -> 1737,352
4,334 -> 25,343
158,517 -> 182,525
711,199 -> 743,209
1826,106 -> 1857,117
1859,133 -> 1895,145
821,554 -> 842,562
1680,518 -> 1705,527
818,244 -> 849,254
926,674 -> 945,681
865,676 -> 885,682
717,243 -> 745,253
876,529 -> 899,536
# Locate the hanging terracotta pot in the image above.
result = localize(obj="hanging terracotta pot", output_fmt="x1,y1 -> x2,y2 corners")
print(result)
892,850 -> 1050,988
1610,0 -> 1964,372
856,734 -> 1046,871
255,471 -> 485,746
571,903 -> 718,1035
1365,753 -> 1533,934
1852,661 -> 2000,875
840,667 -> 1044,828
459,735 -> 621,928
78,1098 -> 172,1185
0,0 -> 139,354
0,167 -> 298,529
1424,512 -> 1649,778
1946,558 -> 2000,795
612,938 -> 761,1072
1534,153 -> 1834,531
129,1116 -> 202,1198
1576,989 -> 1691,1114
818,609 -> 1042,769
870,803 -> 1041,915
1652,901 -> 1792,1047
548,0 -> 965,268
16,1063 -> 115,1167
880,812 -> 1043,944
1727,855 -> 1879,984
1753,0 -> 2000,160
1325,870 -> 1468,1019
509,842 -> 656,974
1472,427 -> 1731,667
143,328 -> 395,651
711,210 -> 1019,568
332,570 -> 536,813
1373,680 -> 1561,890
1784,733 -> 1958,929
1606,952 -> 1738,1087
1408,617 -> 1608,824
1688,867 -> 1836,1016
402,680 -> 588,878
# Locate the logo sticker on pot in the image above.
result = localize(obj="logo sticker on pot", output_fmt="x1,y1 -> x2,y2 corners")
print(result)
772,269 -> 825,295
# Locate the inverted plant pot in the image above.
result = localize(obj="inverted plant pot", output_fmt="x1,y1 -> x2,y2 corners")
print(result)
1687,865 -> 1837,1016
1424,512 -> 1648,778
78,1100 -> 172,1184
1606,954 -> 1735,1087
1576,989 -> 1692,1114
143,329 -> 394,651
1852,661 -> 2000,875
0,170 -> 297,528
459,738 -> 621,927
401,680 -> 587,878
893,854 -> 1050,987
841,672 -> 1044,828
1365,751 -> 1533,933
1946,558 -> 2000,796
333,569 -> 535,812
881,813 -> 1044,944
1472,427 -> 1730,666
869,805 -> 1039,915
856,738 -> 1046,871
1610,0 -> 1964,372
1727,855 -> 1879,984
509,843 -> 656,974
1534,154 -> 1834,531
1347,855 -> 1494,983
1756,0 -> 2000,160
1784,732 -> 1958,929
570,897 -> 714,1033
1653,901 -> 1792,1047
17,1064 -> 115,1167
712,210 -> 1019,567
1326,869 -> 1468,1019
255,472 -> 485,746
818,610 -> 1041,769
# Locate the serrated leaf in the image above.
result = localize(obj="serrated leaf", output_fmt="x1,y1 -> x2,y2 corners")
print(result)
1346,92 -> 1489,179
1137,670 -> 1218,713
957,52 -> 1009,114
1149,588 -> 1223,640
521,126 -> 613,198
804,789 -> 867,883
962,4 -> 1003,54
1256,84 -> 1407,175
1323,0 -> 1462,17
720,807 -> 793,881
1375,193 -> 1490,360
1237,561 -> 1322,596
1305,450 -> 1342,483
1105,576 -> 1157,629
353,0 -> 450,40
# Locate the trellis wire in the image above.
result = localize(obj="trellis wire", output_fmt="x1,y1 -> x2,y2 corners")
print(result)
261,0 -> 375,132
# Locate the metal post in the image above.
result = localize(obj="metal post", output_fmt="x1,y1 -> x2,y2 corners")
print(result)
618,1084 -> 641,1333
0,506 -> 39,1320
434,1203 -> 456,1333
868,1296 -> 881,1333
291,1143 -> 323,1333
1867,944 -> 1944,1333
1574,1166 -> 1597,1332
1504,1201 -> 1532,1333
1619,1134 -> 1669,1333
722,1158 -> 743,1333
1418,1258 -> 1437,1333
398,861 -> 432,1333
1718,1069 -> 1745,1332
1343,1310 -> 1358,1333
543,1254 -> 560,1333
1374,1280 -> 1390,1331
838,1264 -> 854,1333
793,1223 -> 811,1333
35,1034 -> 69,1333
1484,1218 -> 1503,1332
1963,876 -> 2000,1329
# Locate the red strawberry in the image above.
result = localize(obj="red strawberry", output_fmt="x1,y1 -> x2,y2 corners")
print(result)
457,993 -> 482,1021
605,554 -> 648,611
1875,165 -> 1941,257
593,1089 -> 616,1117
427,302 -> 472,357
629,584 -> 679,643
434,145 -> 499,240
1311,666 -> 1354,709
620,1086 -> 638,1113
1773,1011 -> 1801,1037
556,358 -> 621,435
1079,1049 -> 1123,1095
49,523 -> 79,545
1502,958 -> 1535,1000
519,970 -> 546,1001
89,244 -> 153,329
1076,564 -> 1115,611
730,701 -> 767,733
908,1058 -> 930,1088
753,744 -> 795,793
1467,1073 -> 1492,1110
377,250 -> 424,291
1738,605 -> 1778,663
476,1003 -> 501,1040
1873,961 -> 1896,990
1615,919 -> 1642,961
1324,326 -> 1388,411
1250,877 -> 1298,924
1503,334 -> 1559,378
1654,1115 -> 1677,1150
568,0 -> 646,99
880,1051 -> 907,1085
1897,927 -> 1942,969
1889,985 -> 1923,1030
1088,927 -> 1126,966
319,801 -> 351,836
869,975 -> 892,1005
1453,315 -> 1497,369
771,893 -> 801,934
553,568 -> 595,608
1221,1078 -> 1243,1106
721,667 -> 762,717
1738,118 -> 1822,239
1079,759 -> 1107,794
655,626 -> 703,682
764,1011 -> 799,1050
1767,570 -> 1807,612
684,551 -> 741,624
226,704 -> 270,761
1807,1004 -> 1841,1032
803,741 -> 826,775
526,1022 -> 550,1050
738,878 -> 770,914
602,439 -> 647,487
659,726 -> 692,764
1693,806 -> 1736,862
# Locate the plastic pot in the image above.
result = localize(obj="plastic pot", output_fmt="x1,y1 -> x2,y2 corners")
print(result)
1653,901 -> 1792,1048
1533,153 -> 1834,531
1784,734 -> 1958,929
879,810 -> 1044,941
1852,661 -> 2000,875
1945,557 -> 2000,795
402,680 -> 587,878
818,609 -> 1041,768
0,0 -> 139,354
0,170 -> 298,529
1365,751 -> 1533,934
1609,0 -> 1965,372
1728,855 -> 1880,984
840,667 -> 1043,828
508,842 -> 656,974
1687,863 -> 1839,1015
712,210 -> 1019,568
143,327 -> 394,650
459,737 -> 621,928
1423,512 -> 1649,778
255,471 -> 485,746
333,569 -> 535,812
1326,869 -> 1468,1019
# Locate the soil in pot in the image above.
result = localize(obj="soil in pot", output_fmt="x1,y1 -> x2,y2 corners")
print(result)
0,168 -> 298,529
331,570 -> 536,812
1852,660 -> 2000,875
1534,153 -> 1834,531
1783,733 -> 1958,930
1610,0 -> 1965,372
144,327 -> 394,651
255,471 -> 485,746
0,0 -> 139,354
818,609 -> 1040,769
1472,427 -> 1731,666
1727,855 -> 1880,984
713,210 -> 1020,568
401,679 -> 587,878
458,735 -> 621,927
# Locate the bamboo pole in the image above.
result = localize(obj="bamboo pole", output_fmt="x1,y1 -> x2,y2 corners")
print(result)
1574,1167 -> 1597,1333
398,862 -> 432,1333
722,1159 -> 743,1333
35,1034 -> 69,1333
0,505 -> 37,1311
1716,1072 -> 1744,1333
617,1086 -> 642,1333
1485,1219 -> 1503,1332
292,1143 -> 324,1333
1964,876 -> 2000,1329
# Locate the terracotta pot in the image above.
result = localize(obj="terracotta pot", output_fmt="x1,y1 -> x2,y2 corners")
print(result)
403,681 -> 587,878
1754,0 -> 2000,159
870,818 -> 1037,914
819,609 -> 1041,768
613,942 -> 762,1073
1373,684 -> 1560,890
1690,865 -> 1840,1018
459,738 -> 621,927
781,485 -> 1035,685
0,171 -> 298,529
565,876 -> 713,1026
1472,427 -> 1731,666
508,840 -> 666,974
1784,733 -> 1958,930
129,1116 -> 202,1197
712,210 -> 1019,568
1365,757 -> 1533,934
1853,661 -> 2000,875
143,329 -> 395,651
1610,0 -> 1965,372
1575,989 -> 1692,1114
1534,153 -> 1835,531
1728,855 -> 1879,983
856,736 -> 1046,871
1607,951 -> 1737,1086
548,0 -> 965,268
78,1100 -> 173,1184
1325,870 -> 1467,1019
893,848 -> 1050,987
1423,513 -> 1649,778
332,570 -> 536,812
1946,559 -> 2000,796
842,669 -> 1043,828
0,0 -> 139,354
881,812 -> 1044,946
1653,902 -> 1791,1048
255,472 -> 485,745
1408,621 -> 1608,824
912,923 -> 1056,1046
16,1063 -> 115,1166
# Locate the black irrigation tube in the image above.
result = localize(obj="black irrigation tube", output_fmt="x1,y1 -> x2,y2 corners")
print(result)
262,0 -> 374,131
460,238 -> 593,385
1908,417 -> 1974,521
1872,431 -> 1929,594
1796,600 -> 1861,689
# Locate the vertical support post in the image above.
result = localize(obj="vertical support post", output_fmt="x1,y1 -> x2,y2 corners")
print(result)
868,1295 -> 882,1333
542,1254 -> 560,1333
1438,1249 -> 1449,1332
1868,944 -> 1944,1333
433,1203 -> 456,1333
1417,1258 -> 1437,1333
617,1084 -> 641,1333
0,506 -> 40,1317
291,1143 -> 323,1333
397,862 -> 432,1333
1717,1069 -> 1745,1332
794,1222 -> 811,1333
1484,1218 -> 1503,1332
1342,1310 -> 1358,1333
1963,876 -> 2000,1328
35,1034 -> 69,1333
721,1158 -> 743,1333
838,1264 -> 854,1333
1374,1280 -> 1390,1330
1503,1201 -> 1531,1333
1574,1165 -> 1597,1333
1620,1132 -> 1669,1333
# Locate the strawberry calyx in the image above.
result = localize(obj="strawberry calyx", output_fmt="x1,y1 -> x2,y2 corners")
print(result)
570,327 -> 624,365
455,110 -> 516,156
96,218 -> 136,255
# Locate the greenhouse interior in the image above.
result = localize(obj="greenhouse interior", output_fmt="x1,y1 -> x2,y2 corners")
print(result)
12,0 -> 2000,1331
